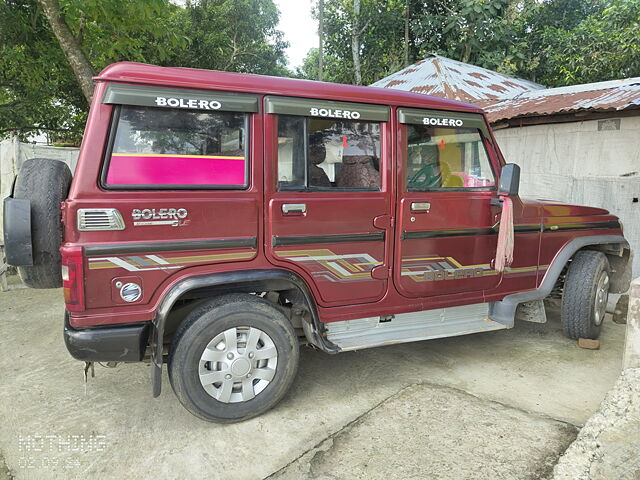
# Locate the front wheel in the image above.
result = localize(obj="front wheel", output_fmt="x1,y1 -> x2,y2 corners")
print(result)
168,294 -> 299,423
561,250 -> 610,340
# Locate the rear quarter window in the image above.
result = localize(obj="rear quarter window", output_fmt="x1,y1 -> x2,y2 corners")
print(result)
103,105 -> 248,189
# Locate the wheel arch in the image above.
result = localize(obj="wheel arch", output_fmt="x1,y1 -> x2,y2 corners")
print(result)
150,268 -> 338,397
581,242 -> 633,294
490,235 -> 630,326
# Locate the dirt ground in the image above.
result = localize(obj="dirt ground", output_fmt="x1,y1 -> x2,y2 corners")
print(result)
0,284 -> 627,479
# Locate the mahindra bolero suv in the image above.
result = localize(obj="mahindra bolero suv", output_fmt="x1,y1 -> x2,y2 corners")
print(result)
3,62 -> 632,422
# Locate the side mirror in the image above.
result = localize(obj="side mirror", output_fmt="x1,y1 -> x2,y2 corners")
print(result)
498,163 -> 520,196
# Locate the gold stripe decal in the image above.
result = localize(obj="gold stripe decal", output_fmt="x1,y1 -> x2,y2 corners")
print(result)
88,251 -> 254,271
275,249 -> 382,282
401,256 -> 544,282
273,249 -> 544,283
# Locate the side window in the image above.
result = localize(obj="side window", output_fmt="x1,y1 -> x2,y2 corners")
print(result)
277,115 -> 381,191
104,105 -> 248,188
406,125 -> 495,191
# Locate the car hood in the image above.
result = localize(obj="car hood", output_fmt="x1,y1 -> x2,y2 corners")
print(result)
519,197 -> 611,217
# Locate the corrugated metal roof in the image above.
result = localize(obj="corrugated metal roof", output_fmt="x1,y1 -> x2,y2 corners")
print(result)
371,54 -> 544,102
482,77 -> 640,123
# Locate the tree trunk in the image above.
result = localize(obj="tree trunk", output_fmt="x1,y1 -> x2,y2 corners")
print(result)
318,0 -> 324,81
461,25 -> 474,64
39,0 -> 95,103
404,0 -> 410,67
351,0 -> 362,85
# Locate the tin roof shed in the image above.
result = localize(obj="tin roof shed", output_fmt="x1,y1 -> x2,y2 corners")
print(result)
482,77 -> 640,126
371,54 -> 544,103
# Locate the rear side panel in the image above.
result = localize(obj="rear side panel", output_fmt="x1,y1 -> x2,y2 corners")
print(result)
65,83 -> 263,322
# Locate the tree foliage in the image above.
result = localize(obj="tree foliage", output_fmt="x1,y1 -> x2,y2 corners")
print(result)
300,0 -> 640,88
3,0 -> 638,143
298,0 -> 408,84
298,0 -> 519,85
519,0 -> 640,85
0,0 -> 288,142
0,0 -> 84,141
163,0 -> 288,76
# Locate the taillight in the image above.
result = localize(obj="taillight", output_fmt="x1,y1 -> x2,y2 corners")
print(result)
61,246 -> 85,312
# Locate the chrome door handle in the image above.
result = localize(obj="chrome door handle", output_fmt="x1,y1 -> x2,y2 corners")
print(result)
282,203 -> 307,214
411,202 -> 431,212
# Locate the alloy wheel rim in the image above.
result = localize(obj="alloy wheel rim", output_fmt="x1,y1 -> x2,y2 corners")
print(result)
593,272 -> 609,326
198,326 -> 278,403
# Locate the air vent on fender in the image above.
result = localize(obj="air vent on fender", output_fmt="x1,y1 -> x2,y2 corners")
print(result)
77,208 -> 125,231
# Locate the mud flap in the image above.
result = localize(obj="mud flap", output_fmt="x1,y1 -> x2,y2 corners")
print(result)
515,300 -> 548,324
150,319 -> 163,397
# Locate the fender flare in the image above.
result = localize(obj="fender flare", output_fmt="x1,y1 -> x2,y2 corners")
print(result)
150,268 -> 338,397
489,235 -> 629,326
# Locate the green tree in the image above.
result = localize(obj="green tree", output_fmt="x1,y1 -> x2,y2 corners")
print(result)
300,0 -> 639,88
163,0 -> 289,76
517,0 -> 640,85
0,0 -> 289,143
1,0 -> 183,142
410,0 -> 517,72
301,0 -> 407,85
39,0 -> 96,102
300,0 -> 518,85
296,47 -> 348,81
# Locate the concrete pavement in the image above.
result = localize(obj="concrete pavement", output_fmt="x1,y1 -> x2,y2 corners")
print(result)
0,283 -> 627,479
553,368 -> 640,480
271,383 -> 577,479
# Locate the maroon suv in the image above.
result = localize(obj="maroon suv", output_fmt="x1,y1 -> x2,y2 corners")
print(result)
3,62 -> 632,422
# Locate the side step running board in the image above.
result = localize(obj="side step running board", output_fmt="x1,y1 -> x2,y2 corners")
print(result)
326,303 -> 508,351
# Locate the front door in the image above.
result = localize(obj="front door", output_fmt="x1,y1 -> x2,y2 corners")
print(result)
394,108 -> 502,299
264,96 -> 392,307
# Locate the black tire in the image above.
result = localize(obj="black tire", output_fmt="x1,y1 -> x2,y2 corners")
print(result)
561,250 -> 610,340
168,294 -> 299,423
13,158 -> 72,288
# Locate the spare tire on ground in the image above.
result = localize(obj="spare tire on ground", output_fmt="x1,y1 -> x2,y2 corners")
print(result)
12,158 -> 72,288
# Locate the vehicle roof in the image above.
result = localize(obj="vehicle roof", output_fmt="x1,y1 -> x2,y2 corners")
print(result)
96,62 -> 484,114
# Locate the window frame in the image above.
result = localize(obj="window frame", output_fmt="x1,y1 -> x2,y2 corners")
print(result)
276,114 -> 384,193
404,124 -> 498,193
397,107 -> 498,194
100,104 -> 251,191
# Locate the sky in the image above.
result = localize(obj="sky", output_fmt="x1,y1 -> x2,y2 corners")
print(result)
273,0 -> 318,68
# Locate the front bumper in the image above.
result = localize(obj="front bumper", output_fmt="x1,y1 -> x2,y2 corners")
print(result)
64,312 -> 151,362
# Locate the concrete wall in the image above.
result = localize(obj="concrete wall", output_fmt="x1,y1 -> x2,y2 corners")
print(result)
624,277 -> 640,369
494,116 -> 640,276
0,137 -> 79,240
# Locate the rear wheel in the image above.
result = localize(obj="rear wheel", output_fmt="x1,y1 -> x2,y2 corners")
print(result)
13,158 -> 72,288
168,294 -> 299,423
561,250 -> 610,340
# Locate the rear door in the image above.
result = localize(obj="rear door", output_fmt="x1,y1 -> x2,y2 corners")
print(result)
264,96 -> 392,307
81,85 -> 261,310
394,108 -> 502,298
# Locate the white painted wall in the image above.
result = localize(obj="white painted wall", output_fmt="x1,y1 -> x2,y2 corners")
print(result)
494,116 -> 640,276
0,137 -> 79,240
